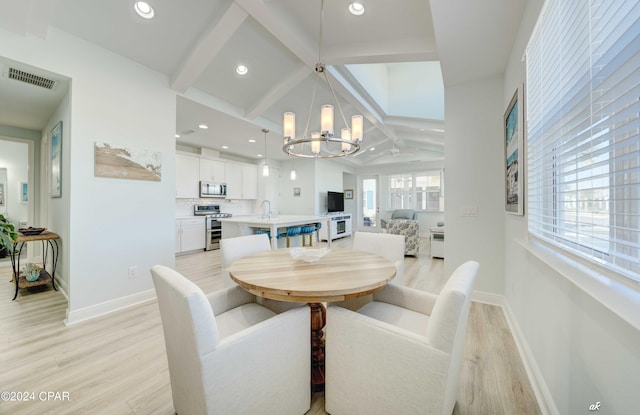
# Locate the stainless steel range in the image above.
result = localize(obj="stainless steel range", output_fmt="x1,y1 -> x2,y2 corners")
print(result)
194,205 -> 232,251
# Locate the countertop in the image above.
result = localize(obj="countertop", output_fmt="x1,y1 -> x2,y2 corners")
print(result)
218,214 -> 327,226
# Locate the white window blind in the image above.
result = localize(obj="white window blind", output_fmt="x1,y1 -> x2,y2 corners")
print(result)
527,0 -> 640,281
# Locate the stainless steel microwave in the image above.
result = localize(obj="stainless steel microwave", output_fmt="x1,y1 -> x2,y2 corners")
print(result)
199,181 -> 227,198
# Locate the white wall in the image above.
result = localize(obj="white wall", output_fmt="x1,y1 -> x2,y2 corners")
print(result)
443,75 -> 505,294
315,159 -> 349,215
0,27 -> 177,323
279,159 -> 316,214
0,140 -> 28,221
502,1 -> 640,414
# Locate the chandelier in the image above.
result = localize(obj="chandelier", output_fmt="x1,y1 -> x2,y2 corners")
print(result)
282,0 -> 364,158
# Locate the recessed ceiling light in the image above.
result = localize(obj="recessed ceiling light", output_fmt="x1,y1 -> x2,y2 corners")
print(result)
236,65 -> 248,75
257,154 -> 263,158
134,1 -> 155,19
248,139 -> 256,143
221,145 -> 229,149
198,123 -> 208,129
175,134 -> 180,138
348,2 -> 365,16
369,147 -> 375,151
433,128 -> 445,133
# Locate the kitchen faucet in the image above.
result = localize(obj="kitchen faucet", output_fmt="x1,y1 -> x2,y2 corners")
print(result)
261,200 -> 271,219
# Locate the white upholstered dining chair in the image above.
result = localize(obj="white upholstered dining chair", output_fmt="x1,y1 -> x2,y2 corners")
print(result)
219,233 -> 271,269
325,260 -> 479,415
332,231 -> 406,311
151,265 -> 310,415
352,231 -> 405,285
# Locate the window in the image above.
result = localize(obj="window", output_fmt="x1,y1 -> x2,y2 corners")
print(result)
389,171 -> 443,211
526,0 -> 640,282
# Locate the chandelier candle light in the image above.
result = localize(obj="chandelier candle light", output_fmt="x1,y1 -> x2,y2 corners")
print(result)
282,0 -> 364,158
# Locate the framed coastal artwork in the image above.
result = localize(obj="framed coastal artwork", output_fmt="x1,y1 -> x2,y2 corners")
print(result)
49,121 -> 63,198
94,141 -> 161,181
504,86 -> 524,215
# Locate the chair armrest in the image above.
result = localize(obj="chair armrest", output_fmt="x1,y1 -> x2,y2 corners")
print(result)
372,284 -> 437,316
326,305 -> 449,413
206,285 -> 256,315
201,306 -> 311,413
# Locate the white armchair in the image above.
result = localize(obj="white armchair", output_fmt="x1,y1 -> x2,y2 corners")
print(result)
151,265 -> 310,415
325,261 -> 479,415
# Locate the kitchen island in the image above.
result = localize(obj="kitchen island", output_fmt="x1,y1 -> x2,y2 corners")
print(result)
219,215 -> 330,249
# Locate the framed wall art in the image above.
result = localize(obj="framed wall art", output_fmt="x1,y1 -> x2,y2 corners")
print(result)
94,141 -> 162,181
504,86 -> 524,215
20,182 -> 28,204
49,121 -> 63,198
344,189 -> 354,199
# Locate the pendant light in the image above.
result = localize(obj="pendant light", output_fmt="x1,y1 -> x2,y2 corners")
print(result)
262,128 -> 269,177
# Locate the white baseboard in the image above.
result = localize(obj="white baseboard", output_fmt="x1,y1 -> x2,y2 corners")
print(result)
502,301 -> 560,415
470,290 -> 558,415
55,275 -> 69,301
64,288 -> 156,326
471,290 -> 505,306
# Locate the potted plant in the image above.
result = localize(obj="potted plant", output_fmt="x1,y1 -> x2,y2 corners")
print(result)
0,214 -> 18,258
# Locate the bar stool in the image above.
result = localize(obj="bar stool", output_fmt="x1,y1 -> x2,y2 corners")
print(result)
255,228 -> 286,241
285,226 -> 302,248
300,223 -> 321,247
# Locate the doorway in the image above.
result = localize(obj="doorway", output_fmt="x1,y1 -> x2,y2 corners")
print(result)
359,175 -> 379,230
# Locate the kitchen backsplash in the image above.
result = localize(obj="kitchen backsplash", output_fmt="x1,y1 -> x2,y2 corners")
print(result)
176,198 -> 256,217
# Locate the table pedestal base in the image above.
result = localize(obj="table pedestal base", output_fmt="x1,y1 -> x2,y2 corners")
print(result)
309,302 -> 326,392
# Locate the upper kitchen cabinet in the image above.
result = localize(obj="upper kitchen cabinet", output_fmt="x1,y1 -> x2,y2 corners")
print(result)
225,163 -> 257,200
199,158 -> 225,183
176,153 -> 199,198
242,164 -> 258,199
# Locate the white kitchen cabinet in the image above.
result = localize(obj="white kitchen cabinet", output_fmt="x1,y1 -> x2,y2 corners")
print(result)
199,158 -> 225,183
176,217 -> 206,254
225,162 -> 257,199
242,164 -> 258,199
225,163 -> 243,199
176,154 -> 199,198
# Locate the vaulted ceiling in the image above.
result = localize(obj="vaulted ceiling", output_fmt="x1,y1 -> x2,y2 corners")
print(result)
0,0 -> 526,167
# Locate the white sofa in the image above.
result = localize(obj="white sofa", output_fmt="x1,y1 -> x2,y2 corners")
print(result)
151,265 -> 310,415
325,261 -> 479,415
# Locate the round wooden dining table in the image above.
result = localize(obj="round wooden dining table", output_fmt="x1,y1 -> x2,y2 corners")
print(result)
229,247 -> 396,392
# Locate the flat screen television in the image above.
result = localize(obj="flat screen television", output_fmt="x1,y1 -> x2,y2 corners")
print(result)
327,191 -> 344,213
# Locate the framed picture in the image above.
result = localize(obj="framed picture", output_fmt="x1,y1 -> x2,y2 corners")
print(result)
94,141 -> 162,181
20,182 -> 28,204
344,189 -> 354,199
49,121 -> 63,198
293,187 -> 301,197
504,86 -> 524,215
0,183 -> 4,208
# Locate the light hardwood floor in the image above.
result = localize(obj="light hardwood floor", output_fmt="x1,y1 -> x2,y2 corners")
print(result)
0,237 -> 540,415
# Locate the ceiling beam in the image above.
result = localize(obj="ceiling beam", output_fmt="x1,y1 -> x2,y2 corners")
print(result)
325,36 -> 439,65
234,0 -> 317,68
170,2 -> 248,93
245,65 -> 309,120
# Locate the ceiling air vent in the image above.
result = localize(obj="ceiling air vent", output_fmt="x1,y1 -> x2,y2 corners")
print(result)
6,67 -> 59,90
180,129 -> 195,135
